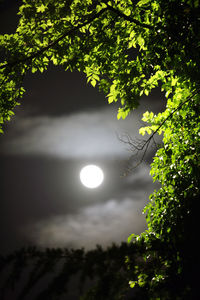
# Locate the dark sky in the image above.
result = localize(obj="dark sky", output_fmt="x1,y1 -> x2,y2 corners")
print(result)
0,2 -> 165,254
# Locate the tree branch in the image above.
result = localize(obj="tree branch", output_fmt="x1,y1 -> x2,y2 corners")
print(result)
120,88 -> 200,172
106,4 -> 154,30
146,88 -> 200,142
0,3 -> 154,71
0,7 -> 109,70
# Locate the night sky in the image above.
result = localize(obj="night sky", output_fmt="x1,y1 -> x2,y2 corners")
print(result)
0,1 -> 164,254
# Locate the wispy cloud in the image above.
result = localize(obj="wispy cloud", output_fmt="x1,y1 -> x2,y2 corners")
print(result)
1,103 -> 162,250
21,164 -> 159,250
23,197 -> 147,250
1,107 -> 148,159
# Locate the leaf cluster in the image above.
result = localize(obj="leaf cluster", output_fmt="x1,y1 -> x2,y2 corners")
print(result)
1,0 -> 199,128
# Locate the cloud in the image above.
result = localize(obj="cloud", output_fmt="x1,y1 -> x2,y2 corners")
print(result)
21,165 -> 156,250
1,106 -> 155,159
23,197 -> 147,250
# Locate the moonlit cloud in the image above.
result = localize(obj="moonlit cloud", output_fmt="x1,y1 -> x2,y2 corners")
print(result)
23,198 -> 147,250
0,106 -> 149,159
0,97 -> 162,252
21,164 -> 159,250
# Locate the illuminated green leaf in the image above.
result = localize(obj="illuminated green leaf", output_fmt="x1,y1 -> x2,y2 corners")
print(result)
36,4 -> 47,13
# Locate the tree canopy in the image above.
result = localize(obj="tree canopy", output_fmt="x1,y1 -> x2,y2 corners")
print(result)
0,0 -> 200,299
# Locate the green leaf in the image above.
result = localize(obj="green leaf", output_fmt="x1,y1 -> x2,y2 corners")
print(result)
93,74 -> 100,81
117,108 -> 129,120
127,233 -> 136,244
137,0 -> 150,6
137,35 -> 145,49
36,4 -> 47,13
108,95 -> 114,104
171,77 -> 178,86
90,78 -> 96,87
129,281 -> 137,288
31,67 -> 37,73
139,127 -> 146,136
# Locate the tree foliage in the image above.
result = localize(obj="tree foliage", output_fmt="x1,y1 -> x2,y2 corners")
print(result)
1,0 -> 200,299
0,243 -> 140,300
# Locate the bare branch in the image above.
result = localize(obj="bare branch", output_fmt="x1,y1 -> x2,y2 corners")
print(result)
119,88 -> 200,172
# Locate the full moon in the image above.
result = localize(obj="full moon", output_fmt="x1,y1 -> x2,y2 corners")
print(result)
80,165 -> 104,189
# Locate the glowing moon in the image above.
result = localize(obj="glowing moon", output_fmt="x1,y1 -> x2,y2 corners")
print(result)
80,165 -> 104,189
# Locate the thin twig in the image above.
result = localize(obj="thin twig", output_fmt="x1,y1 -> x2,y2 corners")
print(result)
119,88 -> 200,172
144,88 -> 200,144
